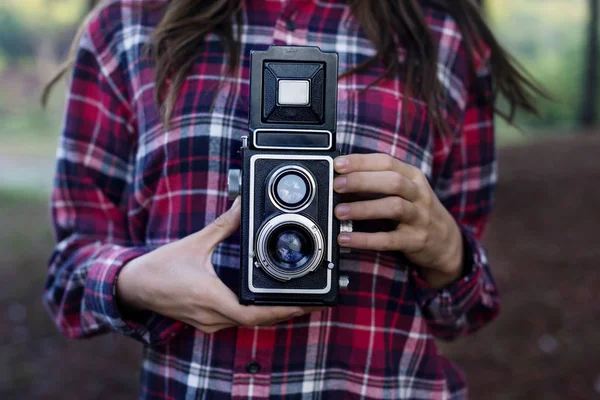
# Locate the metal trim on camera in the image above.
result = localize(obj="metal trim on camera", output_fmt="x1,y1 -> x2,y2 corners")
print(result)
247,154 -> 334,295
253,128 -> 332,151
268,165 -> 316,213
255,214 -> 325,281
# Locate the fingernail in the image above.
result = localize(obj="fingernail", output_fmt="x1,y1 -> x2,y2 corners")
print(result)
289,311 -> 303,319
334,176 -> 347,190
338,234 -> 351,245
335,157 -> 348,169
336,204 -> 350,217
232,196 -> 241,209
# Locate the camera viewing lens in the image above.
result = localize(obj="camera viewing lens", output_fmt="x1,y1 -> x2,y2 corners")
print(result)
276,173 -> 308,206
267,226 -> 314,272
269,166 -> 315,212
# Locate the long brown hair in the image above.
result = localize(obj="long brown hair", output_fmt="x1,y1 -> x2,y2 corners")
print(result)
43,0 -> 547,133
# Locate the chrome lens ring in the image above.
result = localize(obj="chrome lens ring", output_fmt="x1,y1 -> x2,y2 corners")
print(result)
268,165 -> 316,213
255,214 -> 325,281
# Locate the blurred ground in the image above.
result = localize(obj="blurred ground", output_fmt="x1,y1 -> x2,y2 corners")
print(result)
0,191 -> 141,399
1,134 -> 599,399
442,133 -> 600,400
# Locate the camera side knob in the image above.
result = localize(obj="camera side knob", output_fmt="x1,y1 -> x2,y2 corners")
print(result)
339,220 -> 353,254
339,275 -> 350,290
227,169 -> 241,201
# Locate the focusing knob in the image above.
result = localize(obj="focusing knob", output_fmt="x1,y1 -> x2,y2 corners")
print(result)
227,169 -> 241,200
339,220 -> 353,254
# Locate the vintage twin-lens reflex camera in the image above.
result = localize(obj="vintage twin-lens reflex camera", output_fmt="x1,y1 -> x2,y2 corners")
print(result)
227,46 -> 351,306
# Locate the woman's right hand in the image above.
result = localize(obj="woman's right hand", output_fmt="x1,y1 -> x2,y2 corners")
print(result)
116,197 -> 321,334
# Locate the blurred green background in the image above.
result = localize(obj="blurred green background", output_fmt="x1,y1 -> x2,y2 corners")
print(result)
0,1 -> 598,399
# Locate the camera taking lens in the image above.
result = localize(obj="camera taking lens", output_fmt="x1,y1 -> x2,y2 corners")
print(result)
268,227 -> 314,271
255,214 -> 324,282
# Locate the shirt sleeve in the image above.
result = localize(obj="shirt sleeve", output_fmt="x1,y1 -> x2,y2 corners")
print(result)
411,62 -> 500,341
43,16 -> 184,345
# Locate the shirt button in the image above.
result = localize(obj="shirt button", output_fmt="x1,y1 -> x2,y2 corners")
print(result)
285,19 -> 296,31
246,361 -> 261,374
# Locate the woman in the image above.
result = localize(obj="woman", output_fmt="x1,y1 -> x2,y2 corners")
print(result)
43,0 -> 542,398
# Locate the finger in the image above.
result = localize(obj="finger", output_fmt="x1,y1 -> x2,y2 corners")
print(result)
195,323 -> 237,334
259,306 -> 325,326
338,231 -> 405,252
235,305 -> 308,327
205,277 -> 258,323
334,171 -> 420,201
260,315 -> 298,326
208,279 -> 304,327
302,306 -> 326,313
300,306 -> 327,316
334,154 -> 419,179
338,227 -> 426,252
194,308 -> 240,327
194,197 -> 241,251
335,197 -> 418,222
174,315 -> 233,334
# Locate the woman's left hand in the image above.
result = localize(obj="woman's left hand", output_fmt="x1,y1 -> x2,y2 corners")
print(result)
333,153 -> 465,288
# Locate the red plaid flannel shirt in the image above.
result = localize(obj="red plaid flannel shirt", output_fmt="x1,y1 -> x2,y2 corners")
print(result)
44,0 -> 500,398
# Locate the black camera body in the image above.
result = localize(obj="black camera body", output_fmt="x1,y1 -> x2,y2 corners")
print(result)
228,46 -> 350,306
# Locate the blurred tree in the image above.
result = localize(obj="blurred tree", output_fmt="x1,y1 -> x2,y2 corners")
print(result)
2,0 -> 85,29
0,10 -> 35,62
580,0 -> 598,127
0,0 -> 86,80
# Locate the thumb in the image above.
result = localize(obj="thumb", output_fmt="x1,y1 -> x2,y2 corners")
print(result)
197,197 -> 242,251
